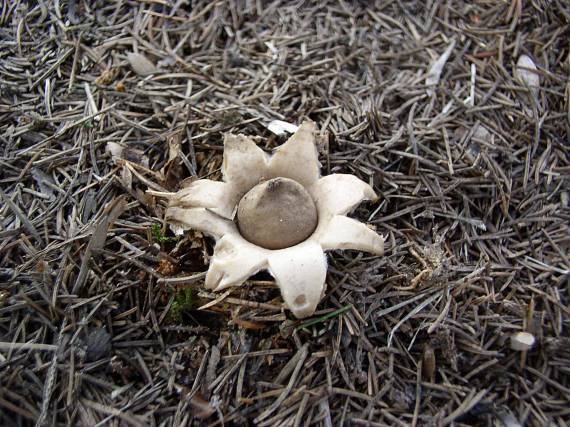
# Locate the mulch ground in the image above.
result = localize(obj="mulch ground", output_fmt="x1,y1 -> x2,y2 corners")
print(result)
1,1 -> 569,426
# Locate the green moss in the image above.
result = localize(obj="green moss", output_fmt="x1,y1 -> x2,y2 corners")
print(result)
151,223 -> 179,243
167,287 -> 196,323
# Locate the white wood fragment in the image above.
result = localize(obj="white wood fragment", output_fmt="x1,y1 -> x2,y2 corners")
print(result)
44,78 -> 52,118
495,411 -> 523,427
426,40 -> 456,96
105,142 -> 149,167
264,41 -> 279,60
84,82 -> 100,121
514,55 -> 540,117
510,332 -> 535,351
463,63 -> 476,107
267,120 -> 299,136
515,55 -> 540,93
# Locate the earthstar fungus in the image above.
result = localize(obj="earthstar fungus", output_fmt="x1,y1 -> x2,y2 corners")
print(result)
160,121 -> 384,318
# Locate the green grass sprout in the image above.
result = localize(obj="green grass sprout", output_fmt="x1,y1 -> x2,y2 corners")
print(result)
296,304 -> 353,330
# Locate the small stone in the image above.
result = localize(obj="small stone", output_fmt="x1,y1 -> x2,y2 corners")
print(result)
127,52 -> 157,76
515,55 -> 540,91
237,177 -> 318,250
510,331 -> 535,351
86,328 -> 112,361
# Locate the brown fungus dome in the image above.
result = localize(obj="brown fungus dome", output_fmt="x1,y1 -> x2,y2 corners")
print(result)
237,177 -> 318,250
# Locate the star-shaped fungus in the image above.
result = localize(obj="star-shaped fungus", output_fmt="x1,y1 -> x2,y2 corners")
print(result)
159,121 -> 384,318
